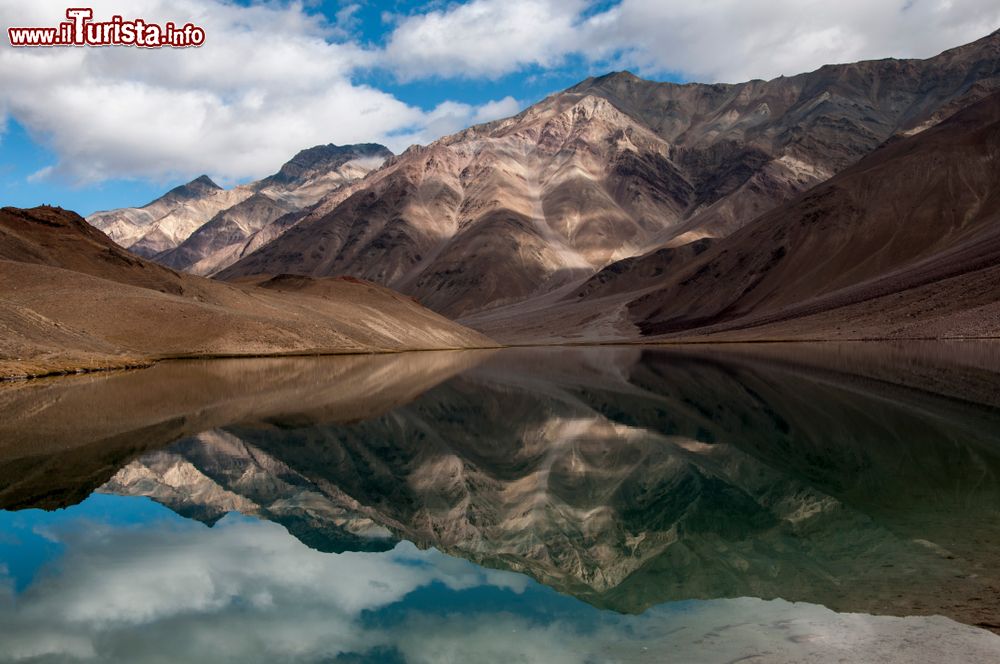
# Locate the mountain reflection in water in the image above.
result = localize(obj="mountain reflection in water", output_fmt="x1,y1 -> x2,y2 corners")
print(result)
1,343 -> 999,662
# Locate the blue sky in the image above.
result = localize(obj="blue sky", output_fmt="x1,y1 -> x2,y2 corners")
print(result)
1,0 -> 998,216
0,119 -> 174,215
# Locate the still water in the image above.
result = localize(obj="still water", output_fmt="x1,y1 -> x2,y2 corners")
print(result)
1,343 -> 999,662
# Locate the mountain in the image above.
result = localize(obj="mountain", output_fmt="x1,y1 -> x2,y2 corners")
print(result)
464,88 -> 1000,342
155,192 -> 296,276
87,143 -> 392,270
88,175 -> 250,257
218,31 -> 1000,321
0,205 -> 492,379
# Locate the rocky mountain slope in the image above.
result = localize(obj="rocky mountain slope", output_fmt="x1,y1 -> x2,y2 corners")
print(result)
87,175 -> 244,256
0,206 -> 492,379
464,88 -> 1000,342
87,143 -> 391,272
472,85 -> 1000,343
218,30 -> 1000,321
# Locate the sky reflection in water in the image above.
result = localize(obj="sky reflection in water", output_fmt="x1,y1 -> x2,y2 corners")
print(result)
1,495 -> 997,664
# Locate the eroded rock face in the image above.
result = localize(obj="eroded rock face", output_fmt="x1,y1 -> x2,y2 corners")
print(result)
219,31 -> 1000,320
89,175 -> 249,257
87,144 -> 392,274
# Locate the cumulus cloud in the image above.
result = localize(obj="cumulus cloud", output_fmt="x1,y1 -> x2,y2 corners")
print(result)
0,0 -> 518,185
380,0 -> 1000,82
586,0 -> 1000,82
382,0 -> 590,80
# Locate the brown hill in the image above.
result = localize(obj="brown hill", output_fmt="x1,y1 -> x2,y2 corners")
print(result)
0,206 -> 493,379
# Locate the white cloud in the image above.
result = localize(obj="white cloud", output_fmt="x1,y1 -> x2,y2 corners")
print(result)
25,165 -> 53,183
382,0 -> 589,80
0,514 -> 533,661
586,0 -> 1000,82
0,0 -> 515,185
472,96 -> 523,123
380,0 -> 1000,83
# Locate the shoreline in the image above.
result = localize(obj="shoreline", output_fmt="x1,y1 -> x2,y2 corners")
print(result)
3,335 -> 998,383
0,344 -> 505,383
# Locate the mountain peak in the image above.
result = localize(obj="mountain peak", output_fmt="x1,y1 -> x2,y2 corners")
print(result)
288,143 -> 391,167
597,70 -> 642,83
161,175 -> 221,202
190,174 -> 220,188
569,70 -> 647,94
263,143 -> 393,187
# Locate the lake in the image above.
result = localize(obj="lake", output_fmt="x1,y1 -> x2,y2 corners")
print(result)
1,343 -> 999,662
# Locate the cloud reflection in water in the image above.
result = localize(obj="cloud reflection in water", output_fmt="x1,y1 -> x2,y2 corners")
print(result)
0,495 -> 997,664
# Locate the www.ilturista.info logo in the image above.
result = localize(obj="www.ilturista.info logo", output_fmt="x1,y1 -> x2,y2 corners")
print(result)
7,8 -> 205,48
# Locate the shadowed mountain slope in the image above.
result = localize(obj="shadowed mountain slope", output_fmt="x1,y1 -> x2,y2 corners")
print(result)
626,88 -> 1000,340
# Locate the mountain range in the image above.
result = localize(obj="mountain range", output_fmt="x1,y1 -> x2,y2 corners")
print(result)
467,88 -> 1000,342
197,29 -> 999,340
0,29 -> 991,372
3,27 -> 999,651
87,143 -> 391,274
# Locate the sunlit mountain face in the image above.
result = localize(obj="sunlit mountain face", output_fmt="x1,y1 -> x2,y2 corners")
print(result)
1,343 -> 999,662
